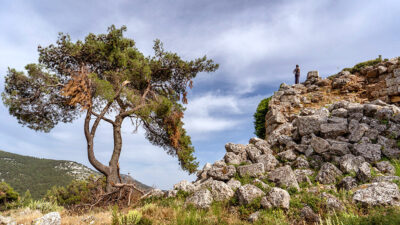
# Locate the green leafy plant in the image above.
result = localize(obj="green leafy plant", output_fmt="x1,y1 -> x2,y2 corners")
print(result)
27,199 -> 63,213
253,96 -> 272,139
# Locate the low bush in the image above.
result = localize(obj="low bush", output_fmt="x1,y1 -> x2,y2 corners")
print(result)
0,181 -> 19,210
342,56 -> 383,74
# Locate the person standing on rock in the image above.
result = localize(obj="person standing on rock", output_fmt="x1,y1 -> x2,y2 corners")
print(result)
293,65 -> 300,84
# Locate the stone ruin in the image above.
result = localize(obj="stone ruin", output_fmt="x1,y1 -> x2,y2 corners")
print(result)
146,57 -> 400,222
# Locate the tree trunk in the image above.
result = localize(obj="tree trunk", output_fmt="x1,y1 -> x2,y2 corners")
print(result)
106,116 -> 124,192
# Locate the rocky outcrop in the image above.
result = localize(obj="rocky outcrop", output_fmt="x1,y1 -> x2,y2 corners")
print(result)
32,212 -> 61,225
159,57 -> 400,217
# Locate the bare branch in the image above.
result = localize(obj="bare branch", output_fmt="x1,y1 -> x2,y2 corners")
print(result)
91,111 -> 115,125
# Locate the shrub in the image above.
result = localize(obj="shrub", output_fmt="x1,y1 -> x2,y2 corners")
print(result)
253,96 -> 272,139
27,199 -> 63,213
45,175 -> 103,206
0,181 -> 19,209
342,56 -> 383,74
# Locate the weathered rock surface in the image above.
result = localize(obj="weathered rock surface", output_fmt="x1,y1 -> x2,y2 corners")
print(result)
267,187 -> 290,210
0,215 -> 16,225
236,184 -> 265,205
186,189 -> 213,209
268,165 -> 300,190
316,163 -> 343,184
174,180 -> 196,193
238,163 -> 265,178
353,182 -> 400,206
32,212 -> 61,225
255,154 -> 279,171
206,180 -> 235,201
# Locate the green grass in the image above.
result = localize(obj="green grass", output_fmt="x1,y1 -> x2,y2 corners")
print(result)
342,56 -> 383,74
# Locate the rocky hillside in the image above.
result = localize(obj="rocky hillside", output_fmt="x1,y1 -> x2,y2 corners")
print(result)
144,57 -> 400,223
0,150 -> 151,199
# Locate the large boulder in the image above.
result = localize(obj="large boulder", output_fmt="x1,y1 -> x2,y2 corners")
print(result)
349,121 -> 369,143
227,178 -> 242,191
339,154 -> 365,173
206,180 -> 235,201
352,143 -> 381,163
322,192 -> 344,211
174,180 -> 196,193
208,163 -> 236,181
296,114 -> 327,136
224,152 -> 242,165
246,144 -> 262,162
277,150 -> 297,161
357,162 -> 372,182
32,212 -> 61,225
255,154 -> 279,171
328,140 -> 351,156
185,189 -> 213,209
268,165 -> 300,190
338,176 -> 358,190
311,136 -> 330,154
320,122 -> 348,138
353,182 -> 400,206
238,163 -> 265,178
236,184 -> 265,205
316,162 -> 343,184
266,187 -> 290,210
225,143 -> 247,161
376,161 -> 396,175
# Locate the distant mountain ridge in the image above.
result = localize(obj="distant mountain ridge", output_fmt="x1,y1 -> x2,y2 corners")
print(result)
0,150 -> 151,199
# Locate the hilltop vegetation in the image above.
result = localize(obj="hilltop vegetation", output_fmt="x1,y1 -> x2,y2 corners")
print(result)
0,150 -> 150,200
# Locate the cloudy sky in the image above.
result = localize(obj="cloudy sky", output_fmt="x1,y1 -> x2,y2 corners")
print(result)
1,0 -> 400,189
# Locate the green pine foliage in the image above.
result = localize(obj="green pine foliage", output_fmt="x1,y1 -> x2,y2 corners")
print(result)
253,97 -> 272,139
0,181 -> 19,209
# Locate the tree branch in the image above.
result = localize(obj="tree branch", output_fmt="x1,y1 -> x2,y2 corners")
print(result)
91,111 -> 115,125
84,108 -> 109,175
120,82 -> 152,118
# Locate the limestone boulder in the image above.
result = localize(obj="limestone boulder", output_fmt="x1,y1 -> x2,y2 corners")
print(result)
206,180 -> 235,201
311,136 -> 330,154
339,154 -> 365,173
227,178 -> 242,191
376,161 -> 396,175
238,163 -> 265,178
352,143 -> 381,163
316,162 -> 343,184
357,162 -> 372,182
236,184 -> 265,205
353,182 -> 400,206
224,152 -> 242,165
277,149 -> 297,161
186,189 -> 213,209
255,154 -> 279,171
208,165 -> 236,181
338,176 -> 358,190
267,187 -> 290,210
268,165 -> 300,190
174,180 -> 196,193
32,212 -> 61,225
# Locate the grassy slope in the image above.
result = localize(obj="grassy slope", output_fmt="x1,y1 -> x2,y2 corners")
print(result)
0,150 -> 151,199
